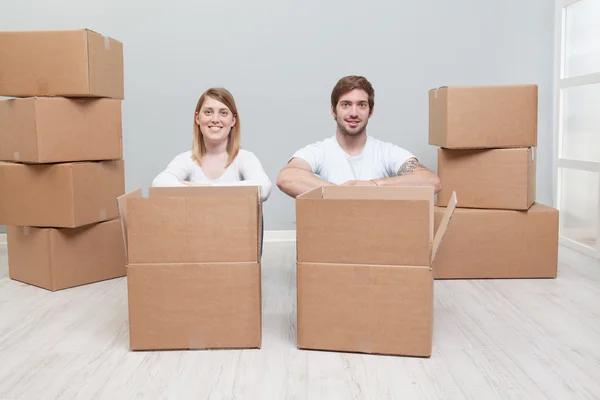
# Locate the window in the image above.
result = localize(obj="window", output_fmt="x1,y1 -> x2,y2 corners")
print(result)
554,0 -> 600,258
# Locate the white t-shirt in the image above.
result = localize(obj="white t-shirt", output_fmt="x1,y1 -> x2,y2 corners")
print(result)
152,149 -> 272,201
291,135 -> 416,184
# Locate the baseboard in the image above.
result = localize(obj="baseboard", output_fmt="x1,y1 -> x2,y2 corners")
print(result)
264,230 -> 296,243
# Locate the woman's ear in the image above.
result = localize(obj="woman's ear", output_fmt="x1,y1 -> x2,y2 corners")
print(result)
232,115 -> 237,127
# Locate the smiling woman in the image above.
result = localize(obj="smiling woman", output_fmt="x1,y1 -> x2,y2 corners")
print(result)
151,87 -> 272,202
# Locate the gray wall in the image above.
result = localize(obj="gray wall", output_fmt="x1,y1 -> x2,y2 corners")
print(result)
2,0 -> 555,230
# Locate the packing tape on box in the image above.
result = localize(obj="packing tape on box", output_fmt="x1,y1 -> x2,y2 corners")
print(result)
37,78 -> 48,93
99,208 -> 107,220
356,335 -> 373,355
188,333 -> 206,350
104,36 -> 110,50
23,227 -> 30,236
13,152 -> 19,161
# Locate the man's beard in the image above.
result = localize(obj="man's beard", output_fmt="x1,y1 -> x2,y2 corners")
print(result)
336,116 -> 368,137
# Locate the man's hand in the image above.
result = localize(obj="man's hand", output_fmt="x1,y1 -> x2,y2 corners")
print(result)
341,180 -> 378,186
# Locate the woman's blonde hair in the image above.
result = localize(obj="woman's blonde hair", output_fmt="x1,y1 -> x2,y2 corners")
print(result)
192,88 -> 240,166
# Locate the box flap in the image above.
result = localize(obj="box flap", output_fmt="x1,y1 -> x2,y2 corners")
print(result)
117,188 -> 143,263
323,185 -> 434,201
429,86 -> 448,99
296,186 -> 323,199
431,191 -> 457,263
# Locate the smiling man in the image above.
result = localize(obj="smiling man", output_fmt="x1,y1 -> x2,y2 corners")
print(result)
276,75 -> 442,198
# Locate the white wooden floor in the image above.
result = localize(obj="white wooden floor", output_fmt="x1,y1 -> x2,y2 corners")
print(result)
0,242 -> 599,400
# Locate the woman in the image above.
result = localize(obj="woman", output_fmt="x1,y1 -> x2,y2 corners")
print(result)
152,88 -> 271,254
152,87 -> 272,202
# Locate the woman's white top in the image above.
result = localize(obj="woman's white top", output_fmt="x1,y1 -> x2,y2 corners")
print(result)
152,150 -> 272,201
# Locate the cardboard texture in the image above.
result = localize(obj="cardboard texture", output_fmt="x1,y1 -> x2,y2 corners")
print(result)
432,204 -> 559,279
429,85 -> 537,149
297,263 -> 433,356
6,219 -> 126,291
0,29 -> 124,98
0,97 -> 122,163
437,147 -> 536,210
295,186 -> 457,357
0,160 -> 125,227
127,263 -> 261,351
117,186 -> 263,351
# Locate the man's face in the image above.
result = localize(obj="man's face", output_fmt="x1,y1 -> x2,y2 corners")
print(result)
332,88 -> 372,137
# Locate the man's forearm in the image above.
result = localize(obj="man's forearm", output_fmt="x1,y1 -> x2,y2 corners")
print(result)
276,168 -> 335,198
373,170 -> 442,193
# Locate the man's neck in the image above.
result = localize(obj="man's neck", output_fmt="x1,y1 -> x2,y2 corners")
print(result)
336,130 -> 367,156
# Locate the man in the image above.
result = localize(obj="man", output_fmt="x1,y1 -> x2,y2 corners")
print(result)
277,75 -> 442,198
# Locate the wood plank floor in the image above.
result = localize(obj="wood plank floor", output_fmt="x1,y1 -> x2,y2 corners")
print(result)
0,242 -> 599,400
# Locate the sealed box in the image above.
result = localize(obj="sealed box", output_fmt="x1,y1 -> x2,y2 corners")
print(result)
0,160 -> 124,227
7,219 -> 126,291
0,97 -> 122,163
437,147 -> 535,210
429,85 -> 537,149
296,186 -> 456,357
118,186 -> 263,351
432,204 -> 559,279
0,29 -> 123,98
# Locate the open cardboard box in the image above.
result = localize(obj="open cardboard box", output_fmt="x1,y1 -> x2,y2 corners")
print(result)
117,186 -> 263,351
295,185 -> 457,357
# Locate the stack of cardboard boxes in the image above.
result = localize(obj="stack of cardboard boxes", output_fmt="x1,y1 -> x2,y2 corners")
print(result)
429,85 -> 559,279
117,186 -> 263,351
0,29 -> 127,291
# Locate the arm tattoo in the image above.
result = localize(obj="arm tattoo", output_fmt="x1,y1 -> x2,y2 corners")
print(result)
398,158 -> 426,175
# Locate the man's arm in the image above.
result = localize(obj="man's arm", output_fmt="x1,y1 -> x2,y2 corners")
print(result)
372,158 -> 442,193
276,158 -> 335,198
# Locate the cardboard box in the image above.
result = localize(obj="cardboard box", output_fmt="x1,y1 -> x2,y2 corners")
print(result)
0,97 -> 122,163
6,219 -> 126,291
429,85 -> 537,149
117,186 -> 263,351
0,160 -> 124,227
437,147 -> 535,210
433,204 -> 559,279
296,186 -> 457,357
0,29 -> 123,98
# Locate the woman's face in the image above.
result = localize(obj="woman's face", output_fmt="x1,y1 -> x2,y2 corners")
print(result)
195,96 -> 236,144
